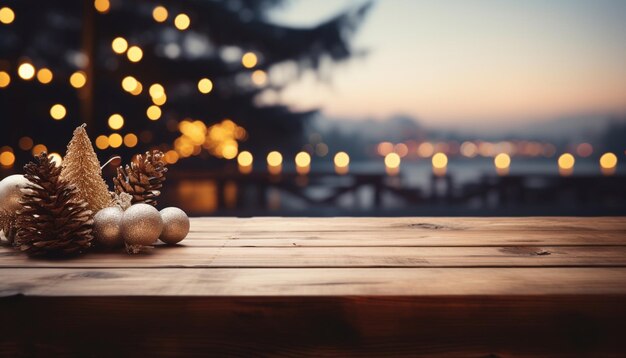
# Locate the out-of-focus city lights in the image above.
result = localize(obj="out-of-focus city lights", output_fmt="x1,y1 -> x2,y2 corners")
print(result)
384,152 -> 400,175
50,104 -> 66,120
146,105 -> 162,120
48,152 -> 63,166
242,52 -> 258,68
295,151 -> 311,175
394,143 -> 409,158
600,152 -> 618,175
377,142 -> 393,156
315,143 -> 328,157
127,46 -> 143,62
0,71 -> 10,87
198,78 -> 213,94
432,152 -> 448,176
111,37 -> 128,54
267,151 -> 282,167
122,76 -> 138,92
494,153 -> 511,175
94,0 -> 110,13
130,81 -> 143,95
576,143 -> 593,158
152,6 -> 168,22
251,70 -> 267,86
36,68 -> 53,84
32,144 -> 47,156
95,135 -> 109,150
18,63 -> 35,80
238,151 -> 253,166
418,142 -> 434,158
123,133 -> 138,148
222,142 -> 238,159
558,153 -> 575,176
108,133 -> 123,148
334,151 -> 350,175
0,151 -> 15,167
174,13 -> 190,30
69,71 -> 87,88
460,141 -> 478,158
108,114 -> 124,130
149,83 -> 165,98
18,137 -> 33,151
164,150 -> 179,165
0,7 -> 15,24
152,93 -> 167,105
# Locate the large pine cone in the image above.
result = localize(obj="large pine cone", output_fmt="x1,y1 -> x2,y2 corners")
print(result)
113,150 -> 167,206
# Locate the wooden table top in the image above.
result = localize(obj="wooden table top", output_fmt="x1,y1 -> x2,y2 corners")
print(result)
2,217 -> 626,356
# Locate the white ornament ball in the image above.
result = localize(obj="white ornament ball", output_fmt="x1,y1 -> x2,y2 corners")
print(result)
121,203 -> 163,246
93,206 -> 124,248
159,207 -> 190,245
0,175 -> 30,213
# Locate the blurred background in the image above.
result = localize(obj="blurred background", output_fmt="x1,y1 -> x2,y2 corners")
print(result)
0,0 -> 625,216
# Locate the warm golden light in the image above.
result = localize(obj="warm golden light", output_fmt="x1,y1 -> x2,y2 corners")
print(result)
149,83 -> 165,98
558,153 -> 575,170
385,153 -> 401,168
0,151 -> 15,167
123,133 -> 138,148
18,63 -> 35,80
121,76 -> 138,92
0,7 -> 15,24
94,0 -> 110,13
32,144 -> 47,156
377,142 -> 393,156
600,152 -> 618,169
152,93 -> 167,105
69,71 -> 87,88
494,153 -> 511,169
242,52 -> 258,68
238,151 -> 253,167
334,152 -> 350,167
222,142 -> 238,160
95,135 -> 109,150
146,105 -> 161,120
130,81 -> 143,95
267,151 -> 282,167
152,6 -> 168,22
18,137 -> 33,151
432,152 -> 448,169
164,150 -> 179,164
127,46 -> 143,62
418,142 -> 435,158
108,114 -> 124,130
111,37 -> 128,54
36,68 -> 53,84
197,78 -> 213,94
251,70 -> 267,86
48,152 -> 63,166
108,133 -> 123,148
0,71 -> 10,87
295,151 -> 311,167
174,13 -> 190,30
50,104 -> 66,120
460,141 -> 478,158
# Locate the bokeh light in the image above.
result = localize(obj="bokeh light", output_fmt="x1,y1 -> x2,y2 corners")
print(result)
599,152 -> 617,169
152,6 -> 168,22
0,71 -> 10,87
558,153 -> 575,170
0,7 -> 15,24
108,114 -> 124,130
494,153 -> 511,169
50,104 -> 66,120
334,152 -> 350,167
123,133 -> 138,148
242,52 -> 258,68
295,151 -> 311,167
432,152 -> 448,169
385,153 -> 401,168
32,144 -> 47,156
197,78 -> 213,94
36,68 -> 53,84
251,70 -> 267,86
18,63 -> 35,80
127,46 -> 143,62
18,137 -> 33,151
94,0 -> 110,13
174,13 -> 190,30
108,133 -> 123,148
48,152 -> 63,166
111,37 -> 128,54
69,71 -> 87,88
121,76 -> 138,92
0,151 -> 15,167
149,83 -> 165,98
95,135 -> 109,150
238,151 -> 253,167
146,105 -> 161,120
267,151 -> 282,166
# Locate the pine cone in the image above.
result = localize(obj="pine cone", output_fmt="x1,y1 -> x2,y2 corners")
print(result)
113,150 -> 168,206
15,152 -> 94,257
0,210 -> 17,244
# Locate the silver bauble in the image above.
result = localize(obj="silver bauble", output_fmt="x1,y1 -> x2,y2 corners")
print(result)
0,175 -> 30,213
93,206 -> 124,248
121,203 -> 163,246
159,207 -> 190,245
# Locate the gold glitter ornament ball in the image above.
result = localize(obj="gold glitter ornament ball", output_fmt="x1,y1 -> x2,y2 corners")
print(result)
93,206 -> 124,248
159,207 -> 190,245
121,203 -> 163,246
0,175 -> 31,212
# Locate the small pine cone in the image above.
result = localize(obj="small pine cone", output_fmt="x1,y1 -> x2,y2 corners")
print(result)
113,150 -> 168,206
15,152 -> 94,257
0,210 -> 17,244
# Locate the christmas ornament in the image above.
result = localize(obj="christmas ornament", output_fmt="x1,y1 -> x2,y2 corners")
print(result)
113,150 -> 167,206
159,207 -> 190,245
15,152 -> 94,257
0,174 -> 30,213
60,124 -> 112,213
93,206 -> 124,248
109,191 -> 133,210
121,203 -> 163,253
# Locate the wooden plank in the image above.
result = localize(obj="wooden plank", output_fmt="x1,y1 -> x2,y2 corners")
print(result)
2,246 -> 626,268
2,295 -> 625,356
2,268 -> 626,296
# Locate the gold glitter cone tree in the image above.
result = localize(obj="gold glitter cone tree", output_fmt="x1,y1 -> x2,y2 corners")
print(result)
15,152 -> 94,257
60,124 -> 111,213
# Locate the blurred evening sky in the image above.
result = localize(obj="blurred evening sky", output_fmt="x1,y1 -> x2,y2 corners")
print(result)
268,0 -> 626,132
